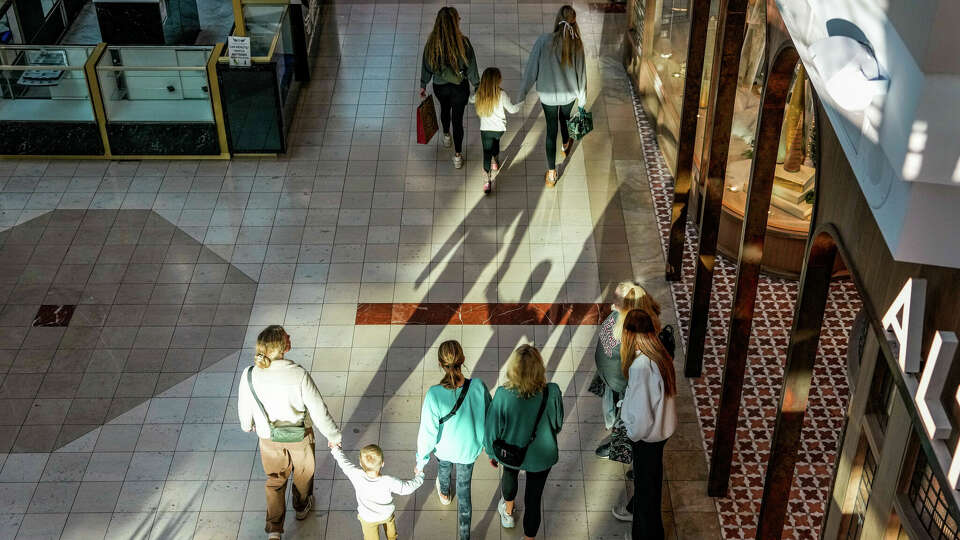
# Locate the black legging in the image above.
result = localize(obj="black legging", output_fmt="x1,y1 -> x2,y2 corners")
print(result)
434,80 -> 470,153
541,101 -> 575,169
501,466 -> 551,537
632,439 -> 667,540
481,130 -> 503,173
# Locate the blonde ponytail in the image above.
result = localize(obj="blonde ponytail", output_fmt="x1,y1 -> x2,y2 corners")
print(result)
255,325 -> 287,369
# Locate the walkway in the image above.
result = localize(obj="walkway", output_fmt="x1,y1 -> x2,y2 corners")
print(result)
0,1 -> 721,538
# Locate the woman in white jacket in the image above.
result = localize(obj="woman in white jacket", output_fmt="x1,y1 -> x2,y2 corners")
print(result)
238,325 -> 342,539
618,309 -> 677,540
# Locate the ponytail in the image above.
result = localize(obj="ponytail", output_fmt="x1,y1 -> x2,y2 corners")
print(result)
438,340 -> 466,389
255,325 -> 287,369
552,5 -> 583,67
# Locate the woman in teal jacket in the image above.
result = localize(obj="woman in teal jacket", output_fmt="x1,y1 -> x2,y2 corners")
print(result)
415,340 -> 491,540
484,345 -> 564,539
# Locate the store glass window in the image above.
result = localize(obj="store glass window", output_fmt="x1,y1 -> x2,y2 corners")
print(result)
721,0 -> 815,233
40,0 -> 56,18
908,448 -> 960,539
647,0 -> 691,115
846,446 -> 877,540
868,354 -> 896,434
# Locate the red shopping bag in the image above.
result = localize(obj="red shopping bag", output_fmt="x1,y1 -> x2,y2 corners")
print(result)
417,95 -> 439,144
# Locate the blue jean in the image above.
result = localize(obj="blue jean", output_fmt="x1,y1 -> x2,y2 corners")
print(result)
437,460 -> 474,539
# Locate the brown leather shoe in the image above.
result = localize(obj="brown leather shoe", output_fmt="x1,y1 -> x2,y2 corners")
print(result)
545,169 -> 558,187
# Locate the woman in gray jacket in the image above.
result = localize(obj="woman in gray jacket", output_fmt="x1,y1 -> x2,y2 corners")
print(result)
521,5 -> 587,187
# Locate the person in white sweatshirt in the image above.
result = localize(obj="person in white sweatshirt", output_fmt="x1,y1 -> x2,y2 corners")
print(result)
618,309 -> 678,540
469,67 -> 523,194
238,325 -> 342,540
331,443 -> 424,540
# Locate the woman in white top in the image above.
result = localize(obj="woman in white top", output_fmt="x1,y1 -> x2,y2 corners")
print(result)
238,325 -> 342,540
469,67 -> 522,194
618,309 -> 677,540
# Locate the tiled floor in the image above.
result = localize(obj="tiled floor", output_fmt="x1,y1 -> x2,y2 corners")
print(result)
631,87 -> 861,539
0,1 -> 722,539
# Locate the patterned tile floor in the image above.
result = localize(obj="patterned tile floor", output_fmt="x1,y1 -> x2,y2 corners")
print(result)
0,2 -> 724,539
630,88 -> 862,539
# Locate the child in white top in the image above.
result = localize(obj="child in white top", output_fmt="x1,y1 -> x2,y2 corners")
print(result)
469,67 -> 523,194
331,443 -> 424,540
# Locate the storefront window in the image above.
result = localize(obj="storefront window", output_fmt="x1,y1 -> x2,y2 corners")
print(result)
721,0 -> 815,233
648,0 -> 692,115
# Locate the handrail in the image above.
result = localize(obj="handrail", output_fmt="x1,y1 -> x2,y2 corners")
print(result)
95,65 -> 208,71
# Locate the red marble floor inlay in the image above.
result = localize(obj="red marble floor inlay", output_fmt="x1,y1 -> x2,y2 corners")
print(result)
33,305 -> 76,327
355,303 -> 612,325
630,84 -> 861,539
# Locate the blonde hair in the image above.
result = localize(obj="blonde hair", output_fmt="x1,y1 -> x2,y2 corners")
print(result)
359,444 -> 384,474
425,7 -> 469,73
254,325 -> 287,369
438,340 -> 466,390
552,5 -> 583,67
504,344 -> 547,398
620,309 -> 676,396
613,281 -> 661,338
475,67 -> 502,118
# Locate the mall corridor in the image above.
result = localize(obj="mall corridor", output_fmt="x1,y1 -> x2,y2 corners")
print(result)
0,1 -> 721,538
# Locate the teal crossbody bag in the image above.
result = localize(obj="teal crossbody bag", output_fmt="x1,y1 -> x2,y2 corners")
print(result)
246,367 -> 306,443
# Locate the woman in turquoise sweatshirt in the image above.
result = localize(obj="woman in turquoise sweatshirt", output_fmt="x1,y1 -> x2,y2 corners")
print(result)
415,340 -> 491,540
484,345 -> 564,539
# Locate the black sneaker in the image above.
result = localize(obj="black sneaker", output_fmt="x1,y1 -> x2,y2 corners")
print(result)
595,442 -> 611,458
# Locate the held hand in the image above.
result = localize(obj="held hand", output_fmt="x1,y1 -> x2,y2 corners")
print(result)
327,441 -> 341,449
419,88 -> 427,98
490,459 -> 498,468
414,467 -> 422,475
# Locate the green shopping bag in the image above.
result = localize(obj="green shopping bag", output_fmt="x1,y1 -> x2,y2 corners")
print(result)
567,107 -> 593,140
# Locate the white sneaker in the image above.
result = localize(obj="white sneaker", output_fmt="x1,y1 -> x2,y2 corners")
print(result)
267,533 -> 281,540
295,494 -> 313,520
453,154 -> 464,169
498,497 -> 515,528
442,134 -> 452,148
436,477 -> 452,505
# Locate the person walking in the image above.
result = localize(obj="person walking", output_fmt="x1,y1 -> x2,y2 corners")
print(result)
420,6 -> 480,169
238,325 -> 342,540
415,341 -> 492,540
592,282 -> 663,458
520,5 -> 586,187
469,67 -> 523,194
485,345 -> 564,540
619,309 -> 678,540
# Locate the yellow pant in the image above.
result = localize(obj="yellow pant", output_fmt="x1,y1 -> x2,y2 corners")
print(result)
359,514 -> 397,540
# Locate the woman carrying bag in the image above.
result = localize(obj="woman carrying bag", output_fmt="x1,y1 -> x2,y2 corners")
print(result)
619,310 -> 678,540
237,325 -> 342,540
420,6 -> 480,169
520,5 -> 586,187
484,345 -> 564,539
414,341 -> 492,540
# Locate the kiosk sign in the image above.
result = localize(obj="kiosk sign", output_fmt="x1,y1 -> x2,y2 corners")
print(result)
228,36 -> 251,67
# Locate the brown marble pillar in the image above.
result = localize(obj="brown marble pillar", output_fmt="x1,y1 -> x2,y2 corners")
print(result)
756,228 -> 839,539
708,45 -> 800,497
665,0 -> 712,282
685,0 -> 749,378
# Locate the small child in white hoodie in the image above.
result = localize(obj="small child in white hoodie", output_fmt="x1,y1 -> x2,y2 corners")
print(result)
331,443 -> 424,540
469,67 -> 523,194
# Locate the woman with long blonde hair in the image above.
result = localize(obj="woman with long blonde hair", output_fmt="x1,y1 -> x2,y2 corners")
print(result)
520,5 -> 586,186
237,325 -> 342,539
484,345 -> 564,539
469,67 -> 523,193
618,309 -> 678,540
420,6 -> 480,169
414,340 -> 491,540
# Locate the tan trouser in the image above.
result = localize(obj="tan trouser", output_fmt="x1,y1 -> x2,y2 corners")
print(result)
359,514 -> 397,540
259,430 -> 315,533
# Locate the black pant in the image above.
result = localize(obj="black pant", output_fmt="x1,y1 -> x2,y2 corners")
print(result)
481,130 -> 504,173
501,466 -> 551,538
632,439 -> 667,540
541,101 -> 575,169
434,80 -> 470,153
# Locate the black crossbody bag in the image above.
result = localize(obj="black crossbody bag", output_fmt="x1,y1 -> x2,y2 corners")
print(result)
439,378 -> 471,425
492,388 -> 549,468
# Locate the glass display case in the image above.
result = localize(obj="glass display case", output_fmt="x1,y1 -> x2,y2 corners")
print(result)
0,45 -> 95,121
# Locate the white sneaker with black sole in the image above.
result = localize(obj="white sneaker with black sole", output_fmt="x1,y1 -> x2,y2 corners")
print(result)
453,154 -> 463,169
498,497 -> 515,528
442,134 -> 452,148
